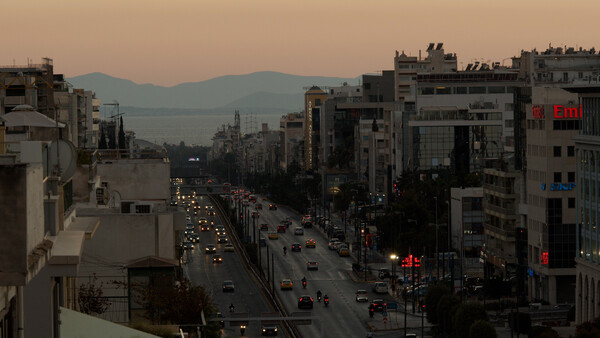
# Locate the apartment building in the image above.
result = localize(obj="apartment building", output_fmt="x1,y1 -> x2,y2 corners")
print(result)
304,86 -> 327,171
279,112 -> 304,172
451,187 -> 485,278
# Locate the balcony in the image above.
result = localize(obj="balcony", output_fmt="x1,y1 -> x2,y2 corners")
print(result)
483,182 -> 516,197
483,201 -> 516,216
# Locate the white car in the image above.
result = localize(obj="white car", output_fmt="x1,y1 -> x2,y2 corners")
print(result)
355,290 -> 369,302
373,282 -> 388,294
294,227 -> 304,235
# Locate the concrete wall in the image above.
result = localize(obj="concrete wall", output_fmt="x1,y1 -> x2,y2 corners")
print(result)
78,213 -> 176,277
0,162 -> 44,286
97,159 -> 170,201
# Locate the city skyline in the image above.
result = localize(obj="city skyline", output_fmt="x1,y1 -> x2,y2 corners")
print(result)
3,0 -> 599,87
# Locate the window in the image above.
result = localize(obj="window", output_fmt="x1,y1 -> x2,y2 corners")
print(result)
469,86 -> 486,94
315,99 -> 321,105
567,146 -> 575,157
488,86 -> 505,94
568,172 -> 575,182
436,87 -> 451,95
364,83 -> 371,89
568,198 -> 575,208
563,72 -> 569,82
553,146 -> 561,157
455,87 -> 467,94
554,172 -> 562,183
505,120 -> 514,128
419,87 -> 435,95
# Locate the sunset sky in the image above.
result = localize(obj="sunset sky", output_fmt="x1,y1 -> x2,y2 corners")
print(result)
3,0 -> 599,87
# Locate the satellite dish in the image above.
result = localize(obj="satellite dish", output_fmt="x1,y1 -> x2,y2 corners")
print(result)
43,140 -> 77,181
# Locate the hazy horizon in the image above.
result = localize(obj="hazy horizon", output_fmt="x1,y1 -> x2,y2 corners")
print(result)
4,0 -> 599,87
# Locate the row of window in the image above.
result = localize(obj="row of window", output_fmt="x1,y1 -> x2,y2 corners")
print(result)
418,86 -> 515,95
527,119 -> 581,131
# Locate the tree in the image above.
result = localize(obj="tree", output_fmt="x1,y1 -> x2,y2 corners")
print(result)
118,116 -> 127,149
78,273 -> 111,315
425,282 -> 452,325
108,126 -> 117,149
436,293 -> 460,336
99,127 -> 107,149
453,302 -> 489,338
468,320 -> 497,338
509,311 -> 531,335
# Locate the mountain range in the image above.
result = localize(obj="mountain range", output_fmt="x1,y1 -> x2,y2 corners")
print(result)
67,71 -> 360,115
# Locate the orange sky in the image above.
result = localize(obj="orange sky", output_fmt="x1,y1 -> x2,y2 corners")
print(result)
3,0 -> 599,87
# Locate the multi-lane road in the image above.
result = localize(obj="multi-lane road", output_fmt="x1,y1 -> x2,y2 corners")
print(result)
178,191 -> 401,337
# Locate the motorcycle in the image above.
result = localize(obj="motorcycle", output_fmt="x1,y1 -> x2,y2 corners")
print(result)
369,306 -> 374,318
324,297 -> 329,307
240,325 -> 246,335
302,280 -> 307,289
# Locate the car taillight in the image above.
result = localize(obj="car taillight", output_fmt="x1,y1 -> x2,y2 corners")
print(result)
310,297 -> 313,302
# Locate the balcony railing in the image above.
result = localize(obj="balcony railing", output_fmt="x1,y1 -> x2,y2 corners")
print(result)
483,182 -> 516,195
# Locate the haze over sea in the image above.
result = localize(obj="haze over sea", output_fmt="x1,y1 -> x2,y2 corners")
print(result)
123,112 -> 283,147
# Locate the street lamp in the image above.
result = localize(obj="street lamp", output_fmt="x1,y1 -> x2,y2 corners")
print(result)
434,196 -> 439,280
390,254 -> 398,292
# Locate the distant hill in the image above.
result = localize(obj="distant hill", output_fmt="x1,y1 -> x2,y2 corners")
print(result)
67,71 -> 359,111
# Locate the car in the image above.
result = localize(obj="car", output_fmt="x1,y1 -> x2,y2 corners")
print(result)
261,325 -> 278,336
269,232 -> 278,240
305,239 -> 316,248
328,239 -> 340,250
373,282 -> 388,294
356,290 -> 369,302
370,299 -> 387,312
224,243 -> 234,252
307,261 -> 318,270
184,229 -> 194,236
215,226 -> 226,236
338,246 -> 350,257
298,296 -> 314,309
182,241 -> 194,250
294,227 -> 304,235
201,224 -> 210,231
222,280 -> 235,292
213,254 -> 223,263
259,238 -> 267,247
280,279 -> 293,290
260,223 -> 269,231
217,235 -> 228,243
269,204 -> 278,210
188,233 -> 200,243
301,215 -> 312,228
205,244 -> 216,254
291,243 -> 302,252
256,203 -> 263,210
198,217 -> 207,224
277,225 -> 286,233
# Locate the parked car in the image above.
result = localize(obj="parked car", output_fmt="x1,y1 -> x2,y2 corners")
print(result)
328,239 -> 340,250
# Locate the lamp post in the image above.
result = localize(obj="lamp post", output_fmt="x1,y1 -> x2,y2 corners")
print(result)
434,196 -> 439,280
390,254 -> 398,291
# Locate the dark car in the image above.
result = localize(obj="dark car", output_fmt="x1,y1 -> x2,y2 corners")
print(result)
277,225 -> 286,233
291,243 -> 302,252
260,223 -> 269,231
370,299 -> 387,312
222,280 -> 235,292
261,325 -> 278,336
259,238 -> 267,247
269,204 -> 278,210
298,296 -> 314,309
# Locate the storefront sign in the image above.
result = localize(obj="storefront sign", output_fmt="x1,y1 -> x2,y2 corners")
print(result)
541,183 -> 576,191
532,105 -> 545,118
553,105 -> 582,119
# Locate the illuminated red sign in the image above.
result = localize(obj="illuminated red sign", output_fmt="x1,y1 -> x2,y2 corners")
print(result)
401,254 -> 421,268
554,105 -> 582,119
532,105 -> 545,118
541,252 -> 548,265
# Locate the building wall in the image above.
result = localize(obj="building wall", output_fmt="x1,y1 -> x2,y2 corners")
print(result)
527,87 -> 579,304
97,159 -> 170,201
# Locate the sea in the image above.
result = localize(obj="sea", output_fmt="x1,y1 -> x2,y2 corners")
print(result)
123,113 -> 284,147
